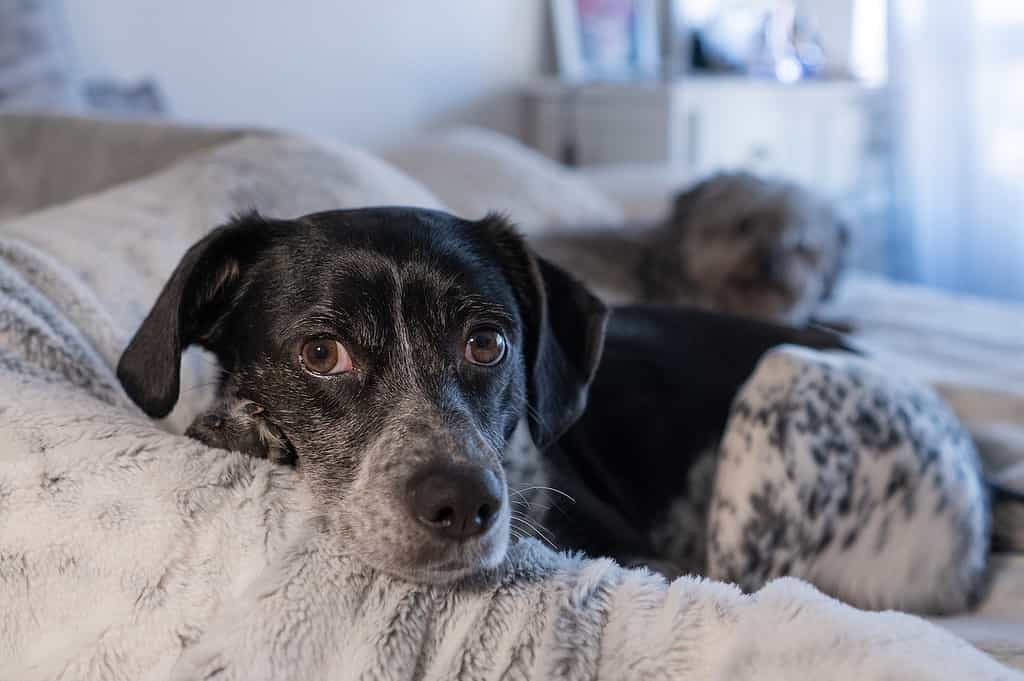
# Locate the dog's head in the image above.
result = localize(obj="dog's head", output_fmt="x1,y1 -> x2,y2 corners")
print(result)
652,172 -> 849,324
117,208 -> 607,582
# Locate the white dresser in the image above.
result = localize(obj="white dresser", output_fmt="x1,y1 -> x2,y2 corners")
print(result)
524,76 -> 884,197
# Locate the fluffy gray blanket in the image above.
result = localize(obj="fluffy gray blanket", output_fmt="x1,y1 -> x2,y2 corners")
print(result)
0,134 -> 1019,680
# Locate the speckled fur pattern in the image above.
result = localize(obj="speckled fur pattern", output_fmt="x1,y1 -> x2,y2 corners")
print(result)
647,447 -> 719,578
706,345 -> 989,614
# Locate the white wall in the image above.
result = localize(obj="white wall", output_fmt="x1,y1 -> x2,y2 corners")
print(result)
63,1 -> 545,145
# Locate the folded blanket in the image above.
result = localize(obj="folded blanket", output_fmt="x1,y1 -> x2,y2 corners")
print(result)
1,132 -> 1020,680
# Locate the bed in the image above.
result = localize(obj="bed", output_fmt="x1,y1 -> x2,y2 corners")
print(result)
1,113 -> 1022,678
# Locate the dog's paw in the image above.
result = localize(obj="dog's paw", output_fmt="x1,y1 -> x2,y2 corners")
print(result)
186,399 -> 295,465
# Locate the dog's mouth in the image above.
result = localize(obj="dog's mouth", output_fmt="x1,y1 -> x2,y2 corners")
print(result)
729,274 -> 793,297
384,500 -> 512,584
417,510 -> 512,580
722,276 -> 796,313
328,471 -> 513,585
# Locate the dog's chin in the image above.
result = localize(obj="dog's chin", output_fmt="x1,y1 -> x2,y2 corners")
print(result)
718,278 -> 805,323
358,513 -> 512,585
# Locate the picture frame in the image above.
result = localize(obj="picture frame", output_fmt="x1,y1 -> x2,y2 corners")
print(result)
550,0 -> 662,82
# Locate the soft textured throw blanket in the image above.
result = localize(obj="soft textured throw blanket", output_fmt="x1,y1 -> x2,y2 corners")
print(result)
1,132 -> 1020,680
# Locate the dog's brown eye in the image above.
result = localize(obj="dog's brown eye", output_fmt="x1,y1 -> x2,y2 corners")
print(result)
299,339 -> 351,376
464,329 -> 507,366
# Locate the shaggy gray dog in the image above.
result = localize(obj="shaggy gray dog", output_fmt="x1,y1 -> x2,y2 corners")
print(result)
531,172 -> 850,324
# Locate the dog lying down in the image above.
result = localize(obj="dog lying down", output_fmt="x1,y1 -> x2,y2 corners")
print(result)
118,207 -> 993,614
530,171 -> 849,325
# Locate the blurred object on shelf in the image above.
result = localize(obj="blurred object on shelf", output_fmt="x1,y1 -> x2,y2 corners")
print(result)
657,0 -> 693,80
83,79 -> 167,117
849,0 -> 888,84
550,0 -> 661,82
691,1 -> 826,81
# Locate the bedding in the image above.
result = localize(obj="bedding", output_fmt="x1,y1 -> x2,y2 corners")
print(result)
0,118 -> 1022,678
0,113 -> 247,221
382,126 -> 625,230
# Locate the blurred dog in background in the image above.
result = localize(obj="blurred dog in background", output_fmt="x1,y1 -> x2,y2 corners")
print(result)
530,171 -> 850,325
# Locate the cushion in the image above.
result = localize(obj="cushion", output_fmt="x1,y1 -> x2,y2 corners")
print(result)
382,127 -> 625,234
0,113 -> 246,220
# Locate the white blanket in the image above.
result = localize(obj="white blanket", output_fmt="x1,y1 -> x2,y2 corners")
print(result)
1,130 -> 1021,680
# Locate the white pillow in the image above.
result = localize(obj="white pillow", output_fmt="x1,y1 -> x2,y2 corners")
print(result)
382,127 -> 624,235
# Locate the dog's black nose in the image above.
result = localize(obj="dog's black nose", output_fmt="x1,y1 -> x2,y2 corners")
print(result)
408,465 -> 503,540
756,246 -> 783,279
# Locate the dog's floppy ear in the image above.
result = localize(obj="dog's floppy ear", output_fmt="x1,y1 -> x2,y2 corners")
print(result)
478,214 -> 608,448
667,182 -> 705,230
667,171 -> 742,229
117,213 -> 268,418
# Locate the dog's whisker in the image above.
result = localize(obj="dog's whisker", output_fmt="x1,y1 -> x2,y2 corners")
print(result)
505,489 -> 532,509
510,499 -> 554,518
513,514 -> 558,545
513,486 -> 576,503
511,508 -> 556,533
511,513 -> 558,549
524,403 -> 551,437
511,523 -> 557,550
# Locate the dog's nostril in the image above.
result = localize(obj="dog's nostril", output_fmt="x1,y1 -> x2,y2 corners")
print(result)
476,503 -> 494,526
429,506 -> 456,528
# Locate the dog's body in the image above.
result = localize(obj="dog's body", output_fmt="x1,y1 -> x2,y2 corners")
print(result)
119,207 -> 990,615
531,172 -> 850,325
535,310 -> 989,613
509,307 -> 862,571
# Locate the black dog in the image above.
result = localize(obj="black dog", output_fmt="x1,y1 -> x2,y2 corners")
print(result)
118,208 -> 607,583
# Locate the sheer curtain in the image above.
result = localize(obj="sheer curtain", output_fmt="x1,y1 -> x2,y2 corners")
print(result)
889,0 -> 1024,300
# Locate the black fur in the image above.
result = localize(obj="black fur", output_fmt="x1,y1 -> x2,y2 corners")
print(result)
542,305 -> 853,563
117,207 -> 607,582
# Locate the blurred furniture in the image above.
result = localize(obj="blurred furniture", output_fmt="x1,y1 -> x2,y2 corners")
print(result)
525,76 -> 880,194
524,75 -> 890,270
